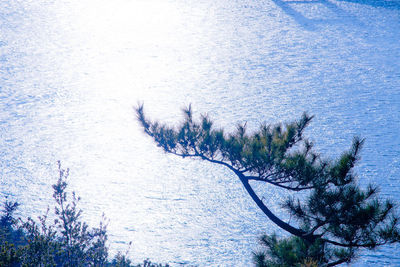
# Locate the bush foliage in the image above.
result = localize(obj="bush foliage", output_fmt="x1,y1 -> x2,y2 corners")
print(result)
0,162 -> 168,267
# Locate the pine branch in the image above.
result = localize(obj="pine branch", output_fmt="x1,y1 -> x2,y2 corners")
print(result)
137,104 -> 400,265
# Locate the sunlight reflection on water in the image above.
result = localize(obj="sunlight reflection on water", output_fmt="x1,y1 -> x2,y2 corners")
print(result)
1,0 -> 400,265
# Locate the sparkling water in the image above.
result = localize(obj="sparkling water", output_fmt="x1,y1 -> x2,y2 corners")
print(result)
1,0 -> 399,265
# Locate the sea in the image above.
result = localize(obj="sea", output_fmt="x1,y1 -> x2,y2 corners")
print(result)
1,0 -> 399,265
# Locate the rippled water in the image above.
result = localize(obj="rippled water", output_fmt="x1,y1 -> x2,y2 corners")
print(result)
1,0 -> 400,265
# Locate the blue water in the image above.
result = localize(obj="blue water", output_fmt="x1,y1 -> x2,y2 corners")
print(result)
1,0 -> 399,265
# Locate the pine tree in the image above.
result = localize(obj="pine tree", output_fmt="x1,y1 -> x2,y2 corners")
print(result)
136,104 -> 400,266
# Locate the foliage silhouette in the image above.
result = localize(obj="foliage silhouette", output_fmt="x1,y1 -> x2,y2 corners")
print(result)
0,162 -> 169,267
136,104 -> 400,266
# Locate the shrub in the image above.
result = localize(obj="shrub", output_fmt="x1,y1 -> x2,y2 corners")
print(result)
0,162 -> 168,267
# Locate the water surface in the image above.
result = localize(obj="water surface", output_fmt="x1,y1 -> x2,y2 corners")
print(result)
1,0 -> 399,265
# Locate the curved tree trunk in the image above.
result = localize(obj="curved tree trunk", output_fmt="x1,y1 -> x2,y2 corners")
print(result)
237,173 -> 315,243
